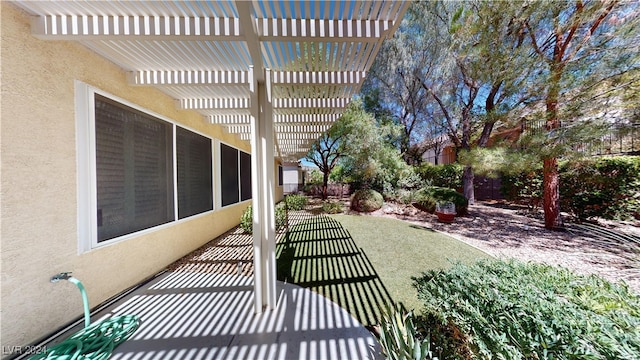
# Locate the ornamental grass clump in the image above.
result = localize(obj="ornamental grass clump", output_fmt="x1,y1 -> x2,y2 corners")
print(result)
413,260 -> 640,359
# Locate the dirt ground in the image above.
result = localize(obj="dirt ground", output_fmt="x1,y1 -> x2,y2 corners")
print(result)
332,198 -> 640,295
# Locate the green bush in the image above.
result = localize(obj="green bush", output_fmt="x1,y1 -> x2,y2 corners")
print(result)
322,201 -> 344,214
239,204 -> 287,234
412,188 -> 437,213
417,186 -> 468,216
240,205 -> 253,233
414,260 -> 640,360
500,169 -> 543,210
285,194 -> 308,211
416,163 -> 464,190
501,156 -> 640,220
560,156 -> 640,220
350,189 -> 384,212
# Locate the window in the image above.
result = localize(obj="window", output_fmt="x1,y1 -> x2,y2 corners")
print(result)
219,143 -> 251,207
278,165 -> 283,186
240,151 -> 252,201
78,83 -> 218,249
95,95 -> 175,242
177,127 -> 213,219
220,143 -> 239,207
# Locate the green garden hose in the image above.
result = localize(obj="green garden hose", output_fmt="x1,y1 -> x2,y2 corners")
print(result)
37,273 -> 141,359
67,277 -> 91,329
28,314 -> 140,360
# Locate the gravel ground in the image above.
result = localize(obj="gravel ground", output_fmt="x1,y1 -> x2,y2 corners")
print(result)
363,200 -> 640,295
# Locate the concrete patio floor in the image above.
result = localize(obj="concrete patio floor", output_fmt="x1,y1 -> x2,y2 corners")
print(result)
85,271 -> 382,360
31,210 -> 386,360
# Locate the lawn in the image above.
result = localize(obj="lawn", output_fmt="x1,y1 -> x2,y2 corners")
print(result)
276,212 -> 490,326
330,214 -> 491,313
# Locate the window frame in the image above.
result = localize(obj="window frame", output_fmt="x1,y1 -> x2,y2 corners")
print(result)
76,82 -> 216,253
176,126 -> 214,219
216,140 -> 252,209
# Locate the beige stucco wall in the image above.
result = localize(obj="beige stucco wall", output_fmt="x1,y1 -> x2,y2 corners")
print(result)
0,3 -> 262,349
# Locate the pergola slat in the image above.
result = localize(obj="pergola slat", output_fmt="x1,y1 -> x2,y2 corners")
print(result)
129,70 -> 251,86
255,18 -> 392,42
31,14 -> 243,40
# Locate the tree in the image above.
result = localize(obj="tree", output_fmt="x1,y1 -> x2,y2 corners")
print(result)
521,0 -> 640,229
388,1 -> 535,204
305,124 -> 344,200
306,99 -> 408,198
336,99 -> 407,192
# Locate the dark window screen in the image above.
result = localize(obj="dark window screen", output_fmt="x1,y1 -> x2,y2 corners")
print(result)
240,151 -> 252,201
177,127 -> 213,219
220,143 -> 239,206
95,95 -> 174,242
278,165 -> 283,186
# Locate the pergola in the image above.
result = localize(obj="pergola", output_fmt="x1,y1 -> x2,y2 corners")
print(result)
15,0 -> 409,312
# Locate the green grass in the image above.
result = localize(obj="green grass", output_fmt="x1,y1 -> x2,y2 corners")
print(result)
276,215 -> 392,326
330,214 -> 491,313
276,213 -> 490,327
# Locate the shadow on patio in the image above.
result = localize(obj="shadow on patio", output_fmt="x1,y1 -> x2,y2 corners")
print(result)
102,272 -> 380,360
276,213 -> 395,328
39,211 -> 386,360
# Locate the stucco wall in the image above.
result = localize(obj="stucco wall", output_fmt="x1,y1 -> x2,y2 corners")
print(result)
0,3 -> 257,349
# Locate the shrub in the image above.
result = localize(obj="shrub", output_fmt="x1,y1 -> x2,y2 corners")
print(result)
412,188 -> 437,213
239,204 -> 287,234
414,260 -> 640,360
240,205 -> 253,233
275,204 -> 287,230
285,194 -> 308,211
422,186 -> 468,216
501,156 -> 640,220
500,169 -> 543,210
416,163 -> 464,190
322,201 -> 344,214
350,189 -> 384,212
560,156 -> 640,220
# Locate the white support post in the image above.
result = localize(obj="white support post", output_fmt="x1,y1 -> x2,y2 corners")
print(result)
249,66 -> 263,313
250,67 -> 277,312
260,68 -> 277,310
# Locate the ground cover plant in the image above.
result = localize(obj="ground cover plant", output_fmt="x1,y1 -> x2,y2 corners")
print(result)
413,260 -> 640,359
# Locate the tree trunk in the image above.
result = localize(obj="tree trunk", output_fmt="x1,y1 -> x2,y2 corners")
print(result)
543,66 -> 564,230
322,171 -> 329,200
462,165 -> 475,206
543,157 -> 563,229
